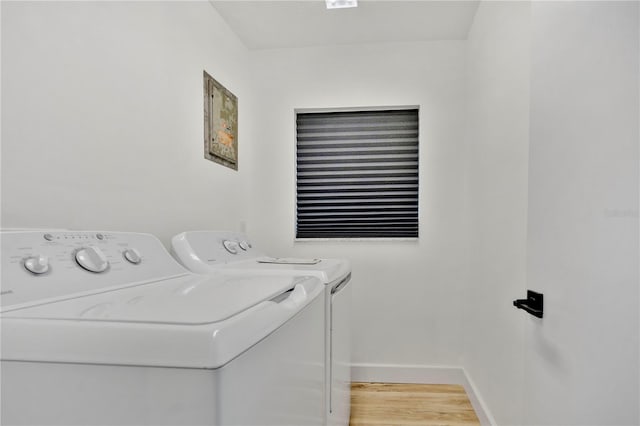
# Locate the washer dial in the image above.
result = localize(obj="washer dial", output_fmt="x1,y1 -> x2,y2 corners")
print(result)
123,248 -> 142,264
75,246 -> 109,273
24,255 -> 50,275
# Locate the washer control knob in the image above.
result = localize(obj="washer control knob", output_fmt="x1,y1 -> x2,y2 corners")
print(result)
24,255 -> 50,275
222,240 -> 238,254
123,248 -> 142,265
239,241 -> 250,251
75,246 -> 109,273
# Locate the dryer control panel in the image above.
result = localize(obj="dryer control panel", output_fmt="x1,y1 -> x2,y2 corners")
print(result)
1,231 -> 188,312
172,231 -> 262,266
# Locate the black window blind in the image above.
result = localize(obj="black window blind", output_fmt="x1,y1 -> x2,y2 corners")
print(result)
296,109 -> 419,238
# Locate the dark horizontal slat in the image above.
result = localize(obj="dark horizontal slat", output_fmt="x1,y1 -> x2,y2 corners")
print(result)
299,229 -> 418,235
298,118 -> 418,129
297,231 -> 418,238
297,111 -> 417,123
298,197 -> 417,205
299,224 -> 418,229
299,191 -> 418,199
299,215 -> 417,220
298,177 -> 418,186
299,168 -> 417,174
298,150 -> 418,158
299,217 -> 417,223
297,138 -> 417,149
299,208 -> 418,213
298,201 -> 418,207
302,181 -> 416,186
297,132 -> 418,143
299,202 -> 417,208
298,129 -> 418,139
299,206 -> 417,212
299,187 -> 418,195
298,167 -> 418,175
298,184 -> 417,190
299,196 -> 418,202
300,221 -> 417,226
298,228 -> 417,232
298,154 -> 418,166
298,229 -> 418,235
299,182 -> 417,189
304,220 -> 418,226
299,175 -> 416,182
299,210 -> 418,217
301,230 -> 418,233
299,209 -> 417,215
300,223 -> 418,231
298,169 -> 418,175
298,148 -> 418,157
298,152 -> 418,159
298,110 -> 417,124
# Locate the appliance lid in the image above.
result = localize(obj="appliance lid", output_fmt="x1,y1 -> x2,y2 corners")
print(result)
213,257 -> 351,285
257,257 -> 321,265
1,273 -> 324,369
2,273 -> 305,325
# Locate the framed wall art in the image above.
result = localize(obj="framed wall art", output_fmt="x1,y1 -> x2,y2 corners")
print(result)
203,71 -> 238,170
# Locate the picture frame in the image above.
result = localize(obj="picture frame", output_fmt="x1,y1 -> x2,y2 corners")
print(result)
203,71 -> 238,170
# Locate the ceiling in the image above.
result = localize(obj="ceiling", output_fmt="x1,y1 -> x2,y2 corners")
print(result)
210,0 -> 481,50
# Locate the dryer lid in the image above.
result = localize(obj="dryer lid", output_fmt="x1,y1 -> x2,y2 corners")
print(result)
216,257 -> 351,285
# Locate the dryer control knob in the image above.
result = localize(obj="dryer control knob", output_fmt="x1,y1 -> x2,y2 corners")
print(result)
222,240 -> 238,254
75,246 -> 109,273
24,255 -> 50,275
239,241 -> 250,251
123,248 -> 142,265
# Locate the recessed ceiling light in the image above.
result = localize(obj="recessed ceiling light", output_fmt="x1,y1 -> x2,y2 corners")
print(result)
325,0 -> 358,9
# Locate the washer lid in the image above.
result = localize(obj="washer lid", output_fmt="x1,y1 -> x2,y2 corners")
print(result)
2,273 -> 303,325
1,273 -> 324,369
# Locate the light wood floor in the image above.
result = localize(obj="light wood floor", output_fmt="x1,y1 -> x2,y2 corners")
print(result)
349,383 -> 481,426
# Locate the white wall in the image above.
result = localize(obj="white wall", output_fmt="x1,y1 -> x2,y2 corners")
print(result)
4,3 -> 639,424
1,1 -> 253,243
463,2 -> 531,425
526,2 -> 639,425
249,42 -> 470,366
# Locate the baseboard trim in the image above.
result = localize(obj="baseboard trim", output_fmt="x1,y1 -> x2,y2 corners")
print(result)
351,363 -> 495,426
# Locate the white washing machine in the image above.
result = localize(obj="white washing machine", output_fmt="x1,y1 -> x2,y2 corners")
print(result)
171,231 -> 352,426
1,230 -> 325,426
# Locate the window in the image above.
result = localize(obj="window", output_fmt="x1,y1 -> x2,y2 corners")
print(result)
295,108 -> 419,239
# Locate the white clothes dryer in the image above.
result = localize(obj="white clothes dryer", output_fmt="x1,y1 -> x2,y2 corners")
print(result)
1,230 -> 325,426
171,231 -> 352,426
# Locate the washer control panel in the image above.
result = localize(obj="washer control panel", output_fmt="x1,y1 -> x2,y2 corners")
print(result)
1,231 -> 187,312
